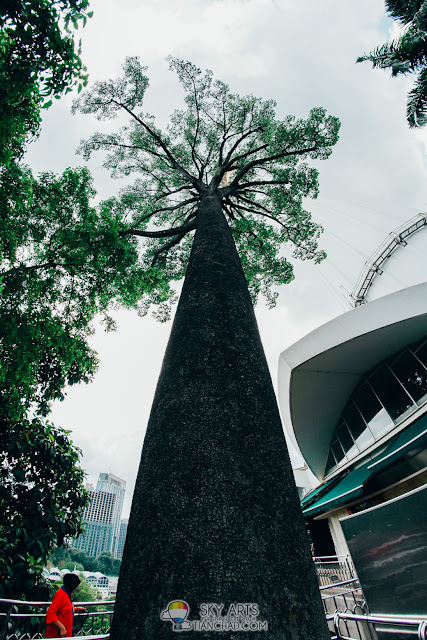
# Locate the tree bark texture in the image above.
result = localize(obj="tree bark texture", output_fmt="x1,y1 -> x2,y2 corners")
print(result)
110,193 -> 329,640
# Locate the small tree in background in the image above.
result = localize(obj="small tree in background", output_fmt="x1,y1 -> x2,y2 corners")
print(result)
74,57 -> 340,639
358,0 -> 427,127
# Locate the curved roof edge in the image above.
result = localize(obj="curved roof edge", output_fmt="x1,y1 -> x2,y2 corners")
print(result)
278,283 -> 427,480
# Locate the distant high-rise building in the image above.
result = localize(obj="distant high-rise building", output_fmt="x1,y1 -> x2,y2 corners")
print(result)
116,518 -> 128,560
72,472 -> 126,558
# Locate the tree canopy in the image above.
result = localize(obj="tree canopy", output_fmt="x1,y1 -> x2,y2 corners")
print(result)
0,162 -> 146,598
73,57 -> 340,317
358,0 -> 427,127
0,162 -> 147,420
0,0 -> 92,165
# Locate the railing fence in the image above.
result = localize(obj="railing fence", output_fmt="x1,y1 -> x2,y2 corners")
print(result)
0,599 -> 113,640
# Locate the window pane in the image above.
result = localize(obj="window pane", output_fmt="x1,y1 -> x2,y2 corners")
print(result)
336,422 -> 353,452
331,439 -> 345,465
343,402 -> 366,440
391,349 -> 427,403
337,422 -> 359,460
353,382 -> 382,424
366,406 -> 392,439
369,363 -> 414,421
412,338 -> 427,361
325,449 -> 337,476
347,394 -> 377,450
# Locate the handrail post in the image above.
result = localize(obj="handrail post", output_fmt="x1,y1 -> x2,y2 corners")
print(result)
333,611 -> 342,640
0,605 -> 13,640
418,620 -> 427,640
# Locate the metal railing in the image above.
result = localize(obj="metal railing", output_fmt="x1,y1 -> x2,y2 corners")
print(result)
320,577 -> 368,639
314,554 -> 357,586
318,570 -> 427,640
350,213 -> 427,307
330,611 -> 427,640
0,598 -> 114,640
4,579 -> 427,640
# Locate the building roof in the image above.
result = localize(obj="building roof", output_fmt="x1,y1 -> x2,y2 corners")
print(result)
278,283 -> 427,480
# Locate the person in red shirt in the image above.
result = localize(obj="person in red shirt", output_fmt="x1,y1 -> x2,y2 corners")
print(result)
45,573 -> 87,638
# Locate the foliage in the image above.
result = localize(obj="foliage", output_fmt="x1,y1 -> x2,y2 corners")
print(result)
0,417 -> 87,599
358,0 -> 427,127
0,162 -> 148,421
49,546 -> 122,576
73,56 -> 340,318
96,551 -> 121,577
69,548 -> 100,573
47,575 -> 100,600
0,0 -> 93,165
0,163 -> 145,598
73,576 -> 100,602
62,561 -> 84,571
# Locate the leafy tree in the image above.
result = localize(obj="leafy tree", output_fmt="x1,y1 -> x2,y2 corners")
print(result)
68,548 -> 99,572
72,576 -> 100,602
0,163 -> 147,421
62,561 -> 84,572
97,552 -> 114,575
74,57 -> 340,640
48,545 -> 71,568
96,552 -> 121,577
358,0 -> 427,127
0,0 -> 93,165
0,163 -> 147,599
0,418 -> 87,599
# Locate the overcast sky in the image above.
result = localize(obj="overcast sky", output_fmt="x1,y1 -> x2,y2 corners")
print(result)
25,0 -> 427,518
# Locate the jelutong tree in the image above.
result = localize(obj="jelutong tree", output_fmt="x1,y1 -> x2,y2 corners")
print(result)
74,57 -> 340,639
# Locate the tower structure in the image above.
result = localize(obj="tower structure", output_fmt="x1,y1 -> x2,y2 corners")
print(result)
73,472 -> 126,558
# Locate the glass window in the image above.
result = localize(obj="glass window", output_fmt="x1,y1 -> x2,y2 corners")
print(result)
324,449 -> 337,476
346,395 -> 376,450
353,382 -> 382,424
413,338 -> 427,366
353,380 -> 394,439
331,438 -> 345,465
336,422 -> 353,452
391,349 -> 427,403
343,401 -> 366,440
369,363 -> 414,422
364,406 -> 392,439
336,422 -> 359,460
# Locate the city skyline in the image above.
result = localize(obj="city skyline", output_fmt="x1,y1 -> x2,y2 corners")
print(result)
73,472 -> 126,558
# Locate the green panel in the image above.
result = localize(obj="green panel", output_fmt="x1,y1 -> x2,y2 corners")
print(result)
302,461 -> 374,517
302,410 -> 427,518
300,476 -> 336,509
367,410 -> 427,474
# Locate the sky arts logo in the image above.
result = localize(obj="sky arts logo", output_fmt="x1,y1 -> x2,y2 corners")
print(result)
161,601 -> 192,631
160,601 -> 268,632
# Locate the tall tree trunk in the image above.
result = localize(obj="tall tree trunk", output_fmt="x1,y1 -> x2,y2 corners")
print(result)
110,192 -> 329,640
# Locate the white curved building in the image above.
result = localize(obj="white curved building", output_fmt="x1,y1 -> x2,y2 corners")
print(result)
278,282 -> 427,557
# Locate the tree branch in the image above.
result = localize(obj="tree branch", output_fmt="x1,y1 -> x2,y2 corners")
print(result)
234,193 -> 273,216
151,233 -> 187,267
119,102 -> 204,192
224,143 -> 318,194
122,219 -> 196,239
